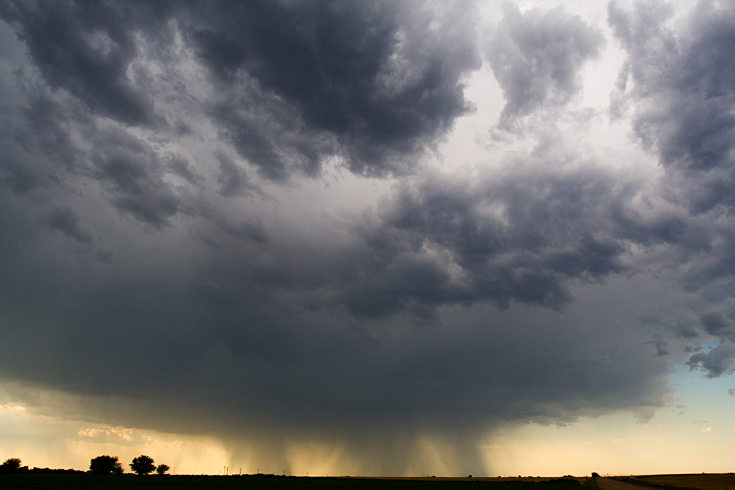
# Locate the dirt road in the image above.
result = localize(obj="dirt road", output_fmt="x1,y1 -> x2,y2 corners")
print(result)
597,478 -> 646,490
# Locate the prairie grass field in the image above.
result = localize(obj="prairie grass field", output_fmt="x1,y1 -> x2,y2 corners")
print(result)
0,474 -> 596,490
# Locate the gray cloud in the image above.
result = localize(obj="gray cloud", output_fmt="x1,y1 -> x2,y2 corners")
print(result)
215,151 -> 255,198
209,90 -> 335,182
671,318 -> 701,340
0,244 -> 672,473
168,155 -> 203,186
608,0 -> 735,346
92,129 -> 185,229
487,4 -> 604,128
2,1 -> 481,181
687,343 -> 735,378
645,335 -> 669,356
0,0 -> 170,126
609,0 -> 735,212
188,1 -> 481,178
339,158 -> 631,317
699,312 -> 735,341
0,77 -> 90,195
45,207 -> 93,244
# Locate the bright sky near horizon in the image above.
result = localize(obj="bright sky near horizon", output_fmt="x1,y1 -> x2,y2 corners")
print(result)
0,0 -> 734,477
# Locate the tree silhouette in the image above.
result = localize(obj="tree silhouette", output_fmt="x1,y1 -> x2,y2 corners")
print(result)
0,458 -> 22,473
156,464 -> 170,475
130,455 -> 155,475
89,455 -> 123,475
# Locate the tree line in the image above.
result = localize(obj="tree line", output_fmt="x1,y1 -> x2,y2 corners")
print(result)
1,455 -> 170,475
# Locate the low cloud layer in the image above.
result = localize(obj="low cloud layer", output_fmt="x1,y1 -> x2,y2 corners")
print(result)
1,0 -> 735,475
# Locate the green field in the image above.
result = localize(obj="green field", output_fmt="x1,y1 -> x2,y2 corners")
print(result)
0,474 -> 596,490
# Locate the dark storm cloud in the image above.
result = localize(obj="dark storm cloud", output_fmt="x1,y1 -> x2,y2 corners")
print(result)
0,62 -> 194,231
487,4 -> 604,128
0,232 -> 672,473
17,88 -> 87,172
0,0 -> 481,183
215,151 -> 255,198
340,159 -> 630,317
92,129 -> 185,228
2,0 -> 735,477
671,319 -> 701,340
167,155 -> 203,186
645,335 -> 669,356
699,312 -> 735,341
609,204 -> 704,250
609,0 -> 735,212
45,206 -> 93,244
687,343 -> 735,378
2,0 -> 481,180
188,0 -> 481,178
0,0 -> 171,126
608,2 -> 735,352
609,0 -> 735,370
0,77 -> 91,195
209,89 -> 333,182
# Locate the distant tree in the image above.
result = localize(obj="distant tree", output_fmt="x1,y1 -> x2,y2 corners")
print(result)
156,464 -> 170,475
0,458 -> 22,473
591,473 -> 600,478
89,455 -> 124,475
130,455 -> 155,475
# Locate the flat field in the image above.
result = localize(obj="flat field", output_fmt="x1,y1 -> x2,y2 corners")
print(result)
0,474 -> 594,490
614,474 -> 735,490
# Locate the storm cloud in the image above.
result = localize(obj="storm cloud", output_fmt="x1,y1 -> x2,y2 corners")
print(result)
609,0 -> 735,211
687,344 -> 735,378
1,0 -> 734,476
341,157 -> 632,317
487,3 -> 605,128
187,1 -> 481,177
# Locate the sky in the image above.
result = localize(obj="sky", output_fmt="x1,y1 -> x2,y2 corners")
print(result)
0,0 -> 734,477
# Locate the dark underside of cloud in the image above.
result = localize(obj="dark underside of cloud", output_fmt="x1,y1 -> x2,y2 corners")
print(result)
1,0 -> 735,475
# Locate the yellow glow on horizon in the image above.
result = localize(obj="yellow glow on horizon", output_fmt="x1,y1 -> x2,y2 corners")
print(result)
0,400 -> 228,474
482,410 -> 735,477
2,371 -> 733,477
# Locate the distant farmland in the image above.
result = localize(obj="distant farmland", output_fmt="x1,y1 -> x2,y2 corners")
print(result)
0,474 -> 596,490
613,474 -> 735,490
